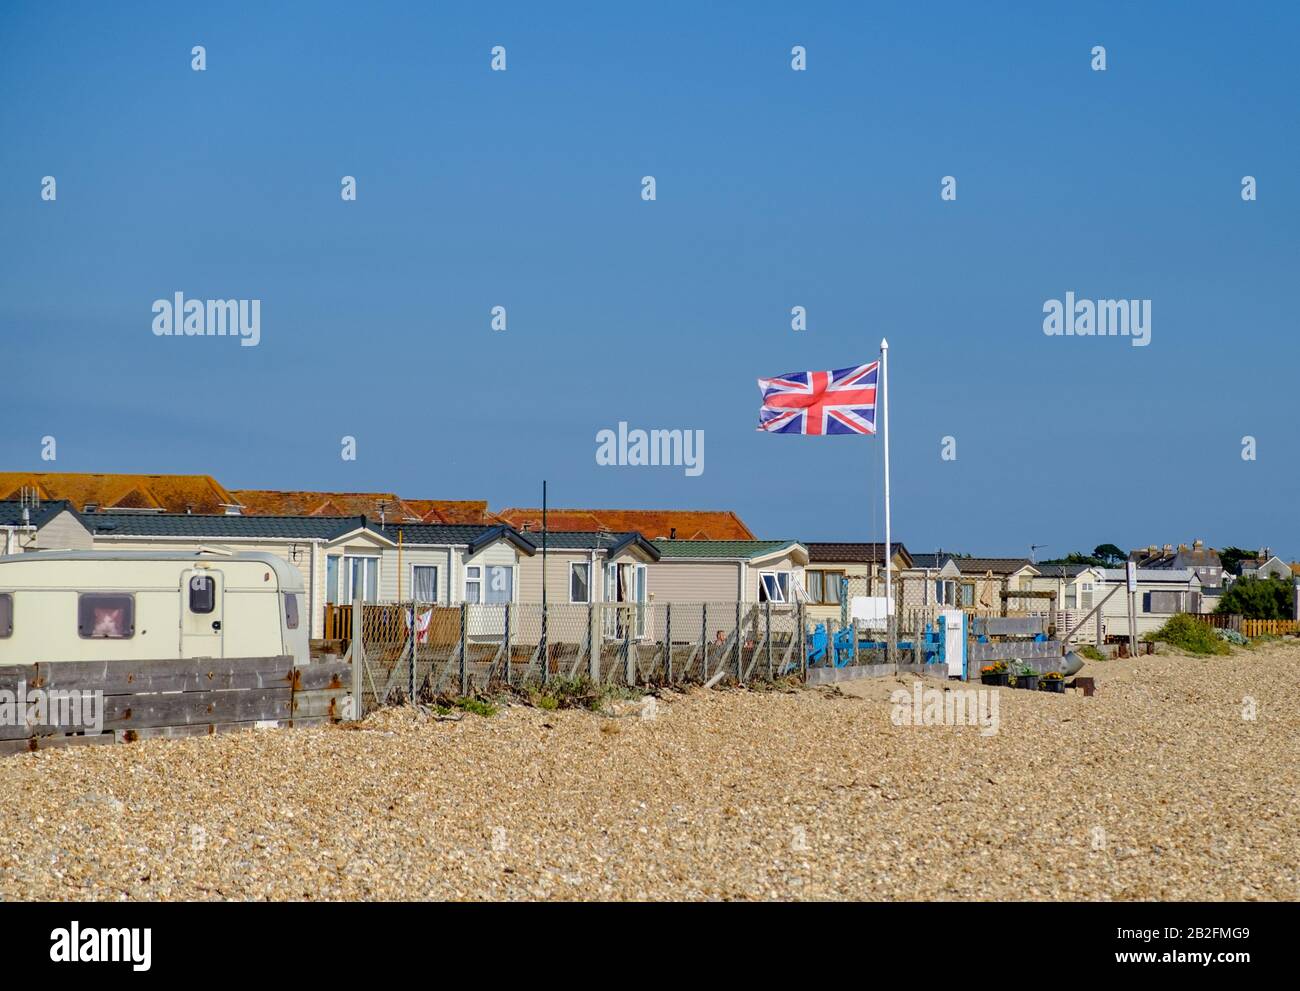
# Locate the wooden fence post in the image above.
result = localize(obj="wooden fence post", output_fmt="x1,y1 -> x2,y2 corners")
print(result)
504,603 -> 512,688
665,603 -> 673,682
735,601 -> 743,683
765,601 -> 772,680
408,601 -> 416,703
589,603 -> 600,683
798,602 -> 807,678
623,607 -> 634,685
701,602 -> 708,681
350,591 -> 364,719
459,603 -> 468,697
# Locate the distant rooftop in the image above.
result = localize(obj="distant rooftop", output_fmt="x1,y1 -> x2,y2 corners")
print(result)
653,539 -> 802,560
499,508 -> 755,541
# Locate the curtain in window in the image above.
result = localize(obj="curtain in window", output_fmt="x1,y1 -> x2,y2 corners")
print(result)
413,566 -> 437,602
571,563 -> 590,603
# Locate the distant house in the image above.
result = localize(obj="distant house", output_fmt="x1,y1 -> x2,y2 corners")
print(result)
234,490 -> 494,525
512,531 -> 661,606
647,539 -> 808,603
0,472 -> 237,514
802,542 -> 912,624
645,538 -> 808,645
1237,549 -> 1291,580
1030,563 -> 1106,612
901,553 -> 964,609
498,508 -> 756,541
1128,540 -> 1222,586
0,500 -> 93,554
372,523 -> 536,607
902,555 -> 1038,613
1100,568 -> 1203,637
1030,563 -> 1106,640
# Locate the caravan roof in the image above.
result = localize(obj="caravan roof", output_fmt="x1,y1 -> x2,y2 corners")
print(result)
0,549 -> 304,591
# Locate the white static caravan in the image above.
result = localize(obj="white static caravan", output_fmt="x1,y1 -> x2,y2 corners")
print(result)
0,550 -> 309,666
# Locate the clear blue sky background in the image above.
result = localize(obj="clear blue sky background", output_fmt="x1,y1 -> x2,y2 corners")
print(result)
2,1 -> 1296,558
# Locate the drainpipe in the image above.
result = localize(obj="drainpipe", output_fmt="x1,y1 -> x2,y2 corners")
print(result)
309,540 -> 319,638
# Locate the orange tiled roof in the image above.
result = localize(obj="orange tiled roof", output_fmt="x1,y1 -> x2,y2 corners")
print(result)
232,491 -> 494,524
231,490 -> 416,520
402,499 -> 495,524
0,472 -> 235,514
495,508 -> 755,541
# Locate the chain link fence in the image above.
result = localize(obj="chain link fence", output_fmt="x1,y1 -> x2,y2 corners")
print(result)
346,599 -> 814,716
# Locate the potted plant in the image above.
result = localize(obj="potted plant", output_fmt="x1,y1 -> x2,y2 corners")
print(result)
980,661 -> 1008,686
1039,671 -> 1065,694
1013,662 -> 1039,691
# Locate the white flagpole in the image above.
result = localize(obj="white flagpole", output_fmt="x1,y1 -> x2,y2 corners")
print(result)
880,339 -> 892,625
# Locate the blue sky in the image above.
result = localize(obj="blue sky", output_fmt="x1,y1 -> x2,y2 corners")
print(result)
1,1 -> 1296,559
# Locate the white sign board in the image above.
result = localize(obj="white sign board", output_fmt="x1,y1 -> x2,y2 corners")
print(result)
850,595 -> 893,631
1126,561 -> 1138,594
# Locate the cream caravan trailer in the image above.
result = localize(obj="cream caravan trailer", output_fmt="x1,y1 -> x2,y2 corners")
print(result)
0,550 -> 309,666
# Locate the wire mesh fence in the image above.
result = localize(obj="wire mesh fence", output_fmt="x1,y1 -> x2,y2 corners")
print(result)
347,599 -> 816,716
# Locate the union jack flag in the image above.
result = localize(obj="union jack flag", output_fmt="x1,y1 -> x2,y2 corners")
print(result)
756,361 -> 879,435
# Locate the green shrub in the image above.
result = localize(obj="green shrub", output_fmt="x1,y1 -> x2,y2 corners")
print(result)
453,696 -> 498,717
1149,614 -> 1231,655
1215,577 -> 1294,620
1249,632 -> 1282,647
1077,644 -> 1105,662
526,676 -> 643,712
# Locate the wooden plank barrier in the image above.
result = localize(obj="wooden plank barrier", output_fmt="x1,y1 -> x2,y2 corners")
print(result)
0,655 -> 351,756
1241,619 -> 1298,638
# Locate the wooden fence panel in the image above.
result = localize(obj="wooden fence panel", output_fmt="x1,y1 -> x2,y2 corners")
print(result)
1241,619 -> 1298,638
0,655 -> 350,755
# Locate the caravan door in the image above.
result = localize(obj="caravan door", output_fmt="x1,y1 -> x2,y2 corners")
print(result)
180,568 -> 225,658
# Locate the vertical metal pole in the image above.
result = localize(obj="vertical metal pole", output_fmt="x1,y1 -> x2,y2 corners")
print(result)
408,600 -> 416,703
880,338 -> 892,630
799,601 -> 807,678
350,589 -> 364,719
504,602 -> 512,688
701,602 -> 708,681
735,600 -> 742,683
623,606 -> 633,685
541,481 -> 548,686
459,602 -> 468,696
541,601 -> 549,685
765,600 -> 772,680
665,602 -> 673,682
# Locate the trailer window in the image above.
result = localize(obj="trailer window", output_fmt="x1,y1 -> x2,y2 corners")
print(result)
78,593 -> 134,639
189,574 -> 216,614
285,593 -> 300,630
0,593 -> 11,638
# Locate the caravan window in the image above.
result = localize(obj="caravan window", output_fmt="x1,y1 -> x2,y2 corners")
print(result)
570,563 -> 591,603
758,571 -> 789,603
78,593 -> 135,639
189,575 -> 216,614
412,565 -> 438,603
484,565 -> 514,604
0,593 -> 11,638
285,593 -> 300,630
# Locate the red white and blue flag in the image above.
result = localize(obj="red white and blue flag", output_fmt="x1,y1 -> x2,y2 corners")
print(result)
756,361 -> 879,435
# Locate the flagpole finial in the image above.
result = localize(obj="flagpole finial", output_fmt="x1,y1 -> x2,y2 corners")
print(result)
880,337 -> 889,350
